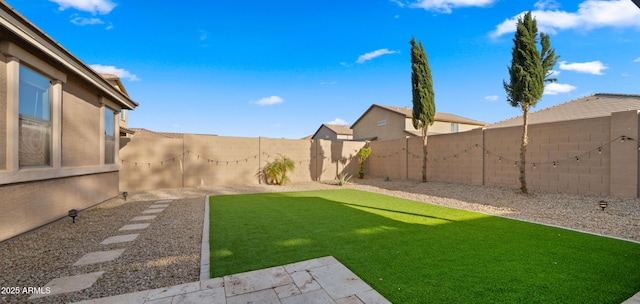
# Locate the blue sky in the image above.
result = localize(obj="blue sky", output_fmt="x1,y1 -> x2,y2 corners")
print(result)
6,0 -> 640,138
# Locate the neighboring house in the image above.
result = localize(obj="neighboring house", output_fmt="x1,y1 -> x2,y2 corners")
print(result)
100,73 -> 135,137
487,93 -> 640,129
351,104 -> 486,141
128,128 -> 186,139
0,3 -> 138,242
311,124 -> 353,140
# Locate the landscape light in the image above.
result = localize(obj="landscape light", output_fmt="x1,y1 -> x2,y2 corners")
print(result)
598,200 -> 608,211
68,209 -> 78,223
123,191 -> 128,201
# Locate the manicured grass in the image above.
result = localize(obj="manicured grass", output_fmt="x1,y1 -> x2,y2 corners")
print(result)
209,189 -> 640,303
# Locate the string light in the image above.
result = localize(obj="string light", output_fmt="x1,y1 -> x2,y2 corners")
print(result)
120,135 -> 629,171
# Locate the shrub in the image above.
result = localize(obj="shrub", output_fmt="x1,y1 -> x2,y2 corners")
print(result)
357,147 -> 372,179
261,155 -> 295,185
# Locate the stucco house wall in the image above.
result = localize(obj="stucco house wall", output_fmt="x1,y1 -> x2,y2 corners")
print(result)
0,4 -> 137,242
353,106 -> 408,141
313,125 -> 339,140
353,104 -> 486,141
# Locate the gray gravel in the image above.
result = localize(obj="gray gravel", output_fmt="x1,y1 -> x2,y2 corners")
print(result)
0,180 -> 638,303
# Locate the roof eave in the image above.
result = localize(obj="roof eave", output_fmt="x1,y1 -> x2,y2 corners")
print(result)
0,2 -> 138,110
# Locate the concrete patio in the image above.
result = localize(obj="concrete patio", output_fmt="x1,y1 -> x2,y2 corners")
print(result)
71,256 -> 390,304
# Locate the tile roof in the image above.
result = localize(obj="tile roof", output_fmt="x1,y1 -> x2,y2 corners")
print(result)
487,93 -> 640,129
323,124 -> 353,135
351,104 -> 487,127
129,128 -> 185,139
311,124 -> 353,139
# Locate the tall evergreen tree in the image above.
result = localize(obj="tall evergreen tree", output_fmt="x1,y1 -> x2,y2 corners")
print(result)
504,11 -> 559,194
410,37 -> 435,183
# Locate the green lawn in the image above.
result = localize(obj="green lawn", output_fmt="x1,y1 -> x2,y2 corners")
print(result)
209,189 -> 640,303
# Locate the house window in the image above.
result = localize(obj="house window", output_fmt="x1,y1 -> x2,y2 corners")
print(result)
378,120 -> 387,126
450,123 -> 459,133
104,109 -> 115,164
18,65 -> 51,167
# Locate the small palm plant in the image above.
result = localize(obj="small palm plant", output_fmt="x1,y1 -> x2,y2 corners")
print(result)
262,155 -> 295,185
357,147 -> 372,179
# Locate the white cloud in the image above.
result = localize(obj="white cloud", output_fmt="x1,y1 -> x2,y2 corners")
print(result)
621,73 -> 630,77
389,0 -> 406,7
490,0 -> 640,38
544,83 -> 576,95
549,70 -> 561,77
50,0 -> 116,14
89,64 -> 139,81
357,49 -> 397,64
634,57 -> 640,63
326,118 -> 348,125
408,0 -> 496,14
70,16 -> 104,26
254,96 -> 284,106
559,61 -> 608,75
320,81 -> 337,85
484,95 -> 498,102
199,30 -> 208,41
534,0 -> 560,10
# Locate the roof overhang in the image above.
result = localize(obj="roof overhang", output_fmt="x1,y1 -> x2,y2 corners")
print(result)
0,3 -> 138,110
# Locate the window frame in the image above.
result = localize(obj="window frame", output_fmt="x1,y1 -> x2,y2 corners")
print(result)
18,64 -> 53,167
0,41 -> 121,185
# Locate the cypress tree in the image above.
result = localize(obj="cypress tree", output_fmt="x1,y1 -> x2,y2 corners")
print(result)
503,12 -> 559,194
410,37 -> 436,183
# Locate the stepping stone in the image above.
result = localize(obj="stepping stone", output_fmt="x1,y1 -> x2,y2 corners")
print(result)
149,204 -> 169,209
100,234 -> 139,245
141,208 -> 164,214
285,259 -> 324,273
280,289 -> 335,304
290,270 -> 321,293
146,282 -> 200,301
119,223 -> 150,231
355,289 -> 391,304
70,290 -> 149,304
274,283 -> 301,298
335,295 -> 365,304
131,215 -> 156,221
29,271 -> 104,299
171,287 -> 225,303
73,249 -> 125,266
227,289 -> 280,304
224,266 -> 293,297
155,200 -> 173,204
308,262 -> 372,300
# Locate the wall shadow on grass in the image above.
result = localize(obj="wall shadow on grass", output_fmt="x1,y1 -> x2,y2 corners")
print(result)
209,189 -> 640,304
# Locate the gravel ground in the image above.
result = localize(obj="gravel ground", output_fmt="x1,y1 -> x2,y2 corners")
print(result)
0,180 -> 638,303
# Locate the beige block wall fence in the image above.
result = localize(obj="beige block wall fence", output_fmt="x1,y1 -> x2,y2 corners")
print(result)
119,136 -> 365,191
121,110 -> 639,199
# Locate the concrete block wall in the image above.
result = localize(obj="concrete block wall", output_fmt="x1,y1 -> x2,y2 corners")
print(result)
368,138 -> 405,180
610,110 -> 640,198
118,110 -> 638,198
119,136 -> 366,191
119,137 -> 184,191
366,111 -> 638,198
